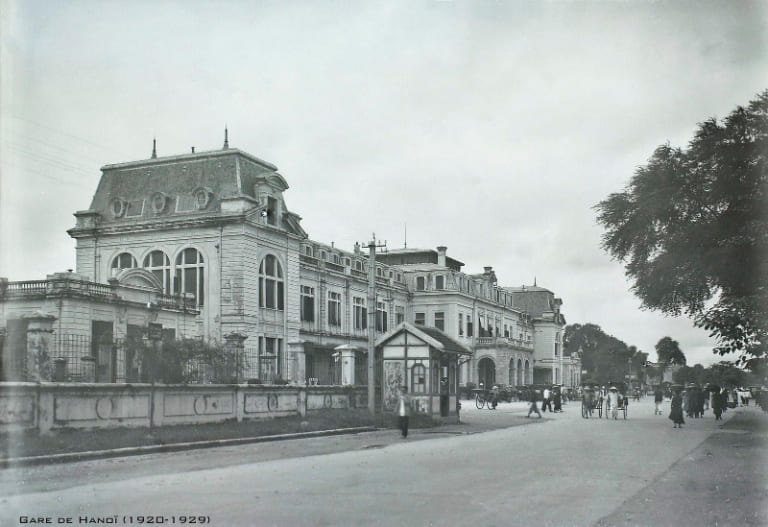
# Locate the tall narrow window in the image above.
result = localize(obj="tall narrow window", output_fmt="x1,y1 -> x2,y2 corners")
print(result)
259,254 -> 284,310
395,305 -> 405,325
174,248 -> 205,306
414,312 -> 425,326
411,364 -> 426,394
353,297 -> 367,330
143,251 -> 170,293
328,291 -> 342,327
376,301 -> 388,332
458,313 -> 464,336
416,276 -> 425,291
434,312 -> 445,331
267,196 -> 278,226
435,275 -> 444,290
111,252 -> 137,275
467,319 -> 474,337
300,286 -> 315,322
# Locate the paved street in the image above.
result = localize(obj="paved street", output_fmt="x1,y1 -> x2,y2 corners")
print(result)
1,398 -> 765,527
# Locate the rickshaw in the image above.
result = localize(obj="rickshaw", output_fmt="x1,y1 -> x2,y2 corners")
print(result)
606,382 -> 629,420
581,384 -> 602,418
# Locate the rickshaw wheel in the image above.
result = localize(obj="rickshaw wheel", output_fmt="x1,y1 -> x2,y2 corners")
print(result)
598,403 -> 603,419
475,395 -> 484,409
623,405 -> 628,420
581,401 -> 588,418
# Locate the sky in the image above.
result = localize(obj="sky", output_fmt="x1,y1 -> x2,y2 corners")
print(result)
1,0 -> 766,367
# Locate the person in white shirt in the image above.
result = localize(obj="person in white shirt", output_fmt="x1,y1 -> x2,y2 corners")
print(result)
542,387 -> 552,412
608,387 -> 621,420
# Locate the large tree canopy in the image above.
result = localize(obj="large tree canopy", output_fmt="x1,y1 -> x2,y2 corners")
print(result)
655,336 -> 686,366
596,90 -> 768,365
564,323 -> 648,385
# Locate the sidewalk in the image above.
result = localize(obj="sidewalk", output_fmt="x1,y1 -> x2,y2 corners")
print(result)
1,403 -> 539,468
595,406 -> 768,527
1,409 -> 379,468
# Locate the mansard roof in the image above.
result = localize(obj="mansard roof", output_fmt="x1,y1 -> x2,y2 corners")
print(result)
87,148 -> 289,223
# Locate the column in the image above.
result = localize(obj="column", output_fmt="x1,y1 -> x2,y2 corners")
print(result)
288,340 -> 307,384
335,344 -> 358,386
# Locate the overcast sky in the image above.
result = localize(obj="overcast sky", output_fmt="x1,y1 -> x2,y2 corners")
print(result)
1,0 -> 766,366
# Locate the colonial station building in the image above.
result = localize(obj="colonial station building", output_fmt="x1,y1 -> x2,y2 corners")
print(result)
1,136 -> 578,393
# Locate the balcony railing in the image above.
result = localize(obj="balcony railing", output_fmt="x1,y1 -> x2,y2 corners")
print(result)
2,278 -> 196,312
4,280 -> 49,296
325,261 -> 345,273
475,336 -> 534,350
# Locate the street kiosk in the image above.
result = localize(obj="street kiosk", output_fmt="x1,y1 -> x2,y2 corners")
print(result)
375,322 -> 472,423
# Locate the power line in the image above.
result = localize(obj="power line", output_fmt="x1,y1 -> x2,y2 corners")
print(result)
5,143 -> 98,179
7,115 -> 128,156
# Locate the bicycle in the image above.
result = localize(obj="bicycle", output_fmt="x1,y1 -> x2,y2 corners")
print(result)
473,389 -> 497,410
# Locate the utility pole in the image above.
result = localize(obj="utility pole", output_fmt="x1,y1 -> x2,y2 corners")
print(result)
365,233 -> 386,416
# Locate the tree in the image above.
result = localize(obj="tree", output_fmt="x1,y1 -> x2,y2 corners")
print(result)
655,336 -> 687,366
564,323 -> 642,385
595,90 -> 768,365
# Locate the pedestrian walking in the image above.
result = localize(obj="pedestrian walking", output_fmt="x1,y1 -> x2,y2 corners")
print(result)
542,386 -> 552,412
654,387 -> 664,415
711,386 -> 724,421
669,387 -> 685,428
608,386 -> 620,420
527,389 -> 542,418
553,385 -> 563,413
395,386 -> 412,438
490,384 -> 500,409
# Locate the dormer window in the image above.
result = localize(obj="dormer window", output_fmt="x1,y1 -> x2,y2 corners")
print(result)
304,246 -> 313,257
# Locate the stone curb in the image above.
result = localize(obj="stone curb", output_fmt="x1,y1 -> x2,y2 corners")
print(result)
0,426 -> 378,469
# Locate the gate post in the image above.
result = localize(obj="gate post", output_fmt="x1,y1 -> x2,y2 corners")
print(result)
24,312 -> 57,382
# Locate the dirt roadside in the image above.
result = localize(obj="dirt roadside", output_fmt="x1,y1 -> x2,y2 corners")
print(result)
595,407 -> 768,527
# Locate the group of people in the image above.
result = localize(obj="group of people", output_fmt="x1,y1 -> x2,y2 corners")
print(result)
526,385 -> 565,418
667,384 -> 747,427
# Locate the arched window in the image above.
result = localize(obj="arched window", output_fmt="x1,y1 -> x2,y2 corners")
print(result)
143,250 -> 170,293
175,248 -> 205,305
411,364 -> 426,393
259,254 -> 284,310
111,252 -> 136,275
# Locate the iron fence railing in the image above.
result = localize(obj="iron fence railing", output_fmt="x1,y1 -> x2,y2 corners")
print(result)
3,333 -> 297,385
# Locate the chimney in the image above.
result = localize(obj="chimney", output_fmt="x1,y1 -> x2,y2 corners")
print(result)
484,266 -> 492,274
437,246 -> 447,267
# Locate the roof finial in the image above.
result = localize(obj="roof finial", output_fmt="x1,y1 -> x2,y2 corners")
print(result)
534,276 -> 537,287
151,137 -> 157,159
223,126 -> 229,150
